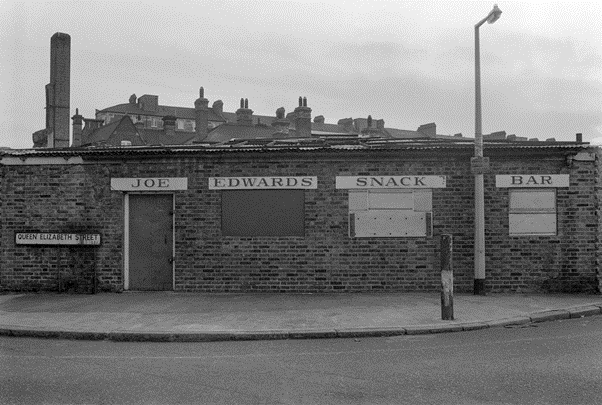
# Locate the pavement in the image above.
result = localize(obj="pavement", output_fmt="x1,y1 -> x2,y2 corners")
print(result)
0,292 -> 601,342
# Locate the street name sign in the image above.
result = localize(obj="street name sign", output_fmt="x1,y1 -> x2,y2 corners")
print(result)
15,233 -> 101,246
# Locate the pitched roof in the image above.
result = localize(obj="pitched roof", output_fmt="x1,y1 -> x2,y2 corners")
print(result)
83,116 -> 147,146
81,116 -> 200,146
99,103 -> 225,122
221,112 -> 277,127
141,129 -> 198,146
383,128 -> 424,139
204,123 -> 281,143
310,122 -> 352,134
83,119 -> 121,145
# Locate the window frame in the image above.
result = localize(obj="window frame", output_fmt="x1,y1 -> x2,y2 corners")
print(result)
221,189 -> 306,237
348,189 -> 432,238
508,188 -> 557,236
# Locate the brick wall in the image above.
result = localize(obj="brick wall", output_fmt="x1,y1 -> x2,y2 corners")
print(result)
0,164 -> 122,292
1,147 -> 599,293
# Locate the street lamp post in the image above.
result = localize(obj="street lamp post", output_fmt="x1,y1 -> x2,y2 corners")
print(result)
473,4 -> 501,295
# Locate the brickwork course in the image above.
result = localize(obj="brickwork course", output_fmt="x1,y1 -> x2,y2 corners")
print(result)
1,138 -> 601,294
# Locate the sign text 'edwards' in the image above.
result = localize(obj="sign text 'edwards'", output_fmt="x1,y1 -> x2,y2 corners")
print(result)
15,233 -> 101,246
495,174 -> 570,188
336,176 -> 446,189
111,178 -> 188,191
209,177 -> 318,189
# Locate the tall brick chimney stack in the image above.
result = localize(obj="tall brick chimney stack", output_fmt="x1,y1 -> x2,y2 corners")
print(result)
194,87 -> 209,141
236,98 -> 253,126
47,32 -> 70,147
294,96 -> 312,138
71,108 -> 83,147
34,33 -> 71,148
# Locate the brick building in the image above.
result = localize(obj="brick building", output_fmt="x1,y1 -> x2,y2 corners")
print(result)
8,33 -> 600,294
87,90 -> 447,148
1,136 -> 600,294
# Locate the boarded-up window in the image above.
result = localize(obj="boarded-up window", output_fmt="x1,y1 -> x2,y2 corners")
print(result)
348,190 -> 432,238
509,189 -> 556,235
222,190 -> 304,236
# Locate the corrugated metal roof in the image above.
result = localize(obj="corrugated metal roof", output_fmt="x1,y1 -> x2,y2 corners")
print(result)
1,138 -> 591,159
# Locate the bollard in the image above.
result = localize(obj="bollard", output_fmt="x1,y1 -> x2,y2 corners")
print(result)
440,234 -> 454,320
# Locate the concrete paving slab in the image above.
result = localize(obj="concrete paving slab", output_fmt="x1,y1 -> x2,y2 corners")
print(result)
0,292 -> 601,342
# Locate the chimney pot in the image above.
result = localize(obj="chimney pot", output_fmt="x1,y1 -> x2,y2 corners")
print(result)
576,133 -> 583,143
236,98 -> 253,126
294,97 -> 312,138
194,88 -> 209,141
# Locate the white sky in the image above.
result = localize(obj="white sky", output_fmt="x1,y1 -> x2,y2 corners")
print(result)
1,0 -> 600,149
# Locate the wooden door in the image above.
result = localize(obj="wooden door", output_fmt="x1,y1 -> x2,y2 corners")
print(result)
128,195 -> 173,290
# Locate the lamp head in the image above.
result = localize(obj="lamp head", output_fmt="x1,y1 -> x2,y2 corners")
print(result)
487,4 -> 502,24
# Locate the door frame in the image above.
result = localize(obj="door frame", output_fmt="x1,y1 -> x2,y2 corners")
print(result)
123,193 -> 175,291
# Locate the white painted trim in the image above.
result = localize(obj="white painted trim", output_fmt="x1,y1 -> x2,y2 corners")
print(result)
111,177 -> 188,191
336,176 -> 446,189
208,176 -> 317,189
123,194 -> 130,290
496,174 -> 569,188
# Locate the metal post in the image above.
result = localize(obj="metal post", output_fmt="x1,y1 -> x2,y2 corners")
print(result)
56,249 -> 62,293
92,248 -> 98,294
441,234 -> 454,320
474,17 -> 487,296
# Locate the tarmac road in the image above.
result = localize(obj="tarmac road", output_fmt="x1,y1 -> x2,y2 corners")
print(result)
1,315 -> 601,404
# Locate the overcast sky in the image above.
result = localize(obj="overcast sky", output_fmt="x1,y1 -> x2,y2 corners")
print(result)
1,0 -> 600,149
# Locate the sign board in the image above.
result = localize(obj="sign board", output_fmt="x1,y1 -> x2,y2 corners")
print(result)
496,175 -> 569,188
336,176 -> 446,189
111,178 -> 188,191
209,177 -> 317,189
15,233 -> 101,246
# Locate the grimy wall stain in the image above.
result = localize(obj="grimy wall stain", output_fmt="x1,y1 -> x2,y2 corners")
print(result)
1,147 -> 600,293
